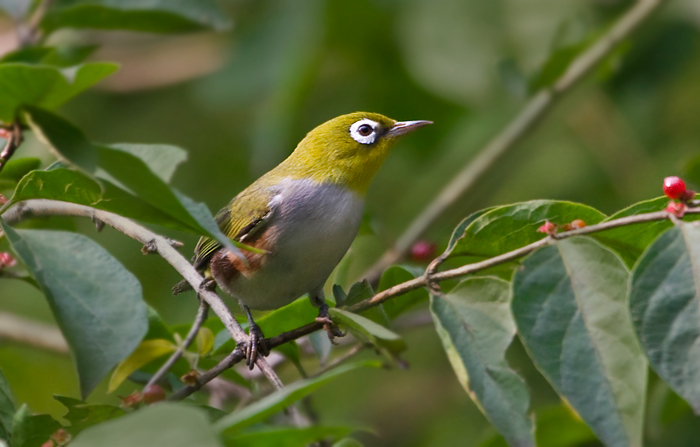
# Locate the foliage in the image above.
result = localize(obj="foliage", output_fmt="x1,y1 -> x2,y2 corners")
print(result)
1,1 -> 700,447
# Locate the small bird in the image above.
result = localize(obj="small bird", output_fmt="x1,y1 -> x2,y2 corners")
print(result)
176,112 -> 431,367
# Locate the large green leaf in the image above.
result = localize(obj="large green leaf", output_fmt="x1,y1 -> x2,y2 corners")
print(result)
69,404 -> 222,447
0,63 -> 117,122
629,223 -> 700,414
512,237 -> 646,447
0,221 -> 148,398
11,405 -> 62,447
330,308 -> 406,353
592,197 -> 697,269
42,0 -> 231,33
448,200 -> 606,259
223,426 -> 354,447
215,361 -> 379,435
0,368 -> 15,442
431,277 -> 534,447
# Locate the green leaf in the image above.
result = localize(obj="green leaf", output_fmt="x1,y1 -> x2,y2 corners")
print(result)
25,106 -> 98,173
0,221 -> 148,399
11,405 -> 62,447
53,396 -> 125,436
430,277 -> 534,447
449,200 -> 606,260
144,307 -> 174,341
512,237 -> 646,447
108,339 -> 177,393
330,308 -> 405,353
0,63 -> 117,122
341,280 -> 388,326
443,207 -> 496,256
378,265 -> 428,320
223,426 -> 354,447
69,404 -> 222,447
215,361 -> 379,435
0,47 -> 54,64
629,223 -> 700,414
42,0 -> 231,34
0,368 -> 15,442
592,197 -> 700,269
0,157 -> 40,190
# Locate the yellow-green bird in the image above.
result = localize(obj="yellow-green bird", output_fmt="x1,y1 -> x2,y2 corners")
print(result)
177,112 -> 431,367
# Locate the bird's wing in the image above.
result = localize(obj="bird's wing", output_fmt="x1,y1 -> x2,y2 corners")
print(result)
192,183 -> 277,271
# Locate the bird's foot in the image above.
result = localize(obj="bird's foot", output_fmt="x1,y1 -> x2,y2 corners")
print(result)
315,304 -> 346,343
199,277 -> 217,291
242,305 -> 269,369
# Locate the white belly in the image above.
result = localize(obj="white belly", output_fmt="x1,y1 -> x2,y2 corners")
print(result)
228,178 -> 364,310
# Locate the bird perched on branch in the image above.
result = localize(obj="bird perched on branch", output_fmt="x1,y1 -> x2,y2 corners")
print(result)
174,112 -> 431,367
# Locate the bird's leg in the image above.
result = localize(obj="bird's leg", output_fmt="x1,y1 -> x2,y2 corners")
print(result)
312,293 -> 345,342
242,304 -> 269,369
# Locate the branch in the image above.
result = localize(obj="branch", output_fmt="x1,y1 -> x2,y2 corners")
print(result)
0,122 -> 23,174
1,199 -> 287,391
0,311 -> 68,354
363,0 -> 671,283
145,299 -> 209,390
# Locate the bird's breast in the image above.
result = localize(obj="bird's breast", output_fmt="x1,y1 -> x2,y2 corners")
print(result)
219,178 -> 364,310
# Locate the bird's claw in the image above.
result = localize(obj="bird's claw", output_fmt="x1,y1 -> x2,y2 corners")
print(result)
244,322 -> 269,369
199,277 -> 217,291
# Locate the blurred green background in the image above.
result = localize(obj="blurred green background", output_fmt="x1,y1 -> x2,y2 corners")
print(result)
2,0 -> 700,445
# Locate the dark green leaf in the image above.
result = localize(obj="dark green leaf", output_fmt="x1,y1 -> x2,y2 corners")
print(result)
449,200 -> 606,260
592,197 -> 700,268
341,280 -> 388,326
0,64 -> 117,122
69,404 -> 222,447
0,221 -> 148,398
513,237 -> 646,447
0,368 -> 15,442
144,307 -> 174,341
629,223 -> 700,414
42,0 -> 231,33
0,47 -> 54,64
223,426 -> 354,447
54,396 -> 125,436
25,107 -> 98,173
443,207 -> 496,256
215,361 -> 379,435
11,405 -> 62,447
0,157 -> 40,190
431,277 -> 534,447
378,265 -> 427,320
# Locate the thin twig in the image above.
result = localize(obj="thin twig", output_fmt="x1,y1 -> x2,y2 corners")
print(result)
362,0 -> 671,283
144,300 -> 210,390
1,200 -> 287,391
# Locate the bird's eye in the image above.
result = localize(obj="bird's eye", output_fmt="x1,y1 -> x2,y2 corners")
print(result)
349,119 -> 379,145
358,124 -> 373,136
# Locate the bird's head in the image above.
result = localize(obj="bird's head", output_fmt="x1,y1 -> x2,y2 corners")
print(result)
283,112 -> 432,195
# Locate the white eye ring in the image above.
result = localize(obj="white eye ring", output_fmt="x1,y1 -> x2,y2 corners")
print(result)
349,119 -> 379,145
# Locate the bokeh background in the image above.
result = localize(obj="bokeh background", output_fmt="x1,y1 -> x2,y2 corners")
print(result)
2,0 -> 700,445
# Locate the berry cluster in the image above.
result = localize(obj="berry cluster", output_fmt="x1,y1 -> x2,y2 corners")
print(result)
663,176 -> 696,217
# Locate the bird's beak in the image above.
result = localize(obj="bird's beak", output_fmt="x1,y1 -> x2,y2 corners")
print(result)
387,120 -> 433,138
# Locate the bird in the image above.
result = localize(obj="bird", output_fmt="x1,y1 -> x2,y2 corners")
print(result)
174,112 -> 431,368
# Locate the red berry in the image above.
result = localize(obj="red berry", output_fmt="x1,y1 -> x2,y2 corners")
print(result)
0,252 -> 16,268
41,441 -> 54,447
0,128 -> 9,139
537,221 -> 557,235
0,194 -> 6,205
663,176 -> 686,200
571,219 -> 586,229
410,240 -> 436,261
143,384 -> 166,404
666,201 -> 687,218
